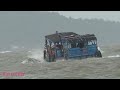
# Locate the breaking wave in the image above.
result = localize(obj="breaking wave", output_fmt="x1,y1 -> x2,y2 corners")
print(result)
21,46 -> 105,64
0,51 -> 12,54
21,49 -> 44,64
28,49 -> 43,60
107,55 -> 120,58
21,46 -> 120,64
98,46 -> 104,53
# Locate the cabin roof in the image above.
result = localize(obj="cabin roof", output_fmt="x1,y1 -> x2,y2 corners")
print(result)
45,32 -> 97,43
45,32 -> 78,43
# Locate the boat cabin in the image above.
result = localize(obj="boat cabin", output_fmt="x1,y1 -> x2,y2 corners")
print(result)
44,31 -> 102,62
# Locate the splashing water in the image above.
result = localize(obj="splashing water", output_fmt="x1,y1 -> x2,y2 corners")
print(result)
21,47 -> 105,64
27,49 -> 44,63
22,49 -> 44,64
98,46 -> 104,53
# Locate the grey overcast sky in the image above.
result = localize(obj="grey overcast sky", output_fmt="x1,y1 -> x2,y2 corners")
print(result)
57,11 -> 120,22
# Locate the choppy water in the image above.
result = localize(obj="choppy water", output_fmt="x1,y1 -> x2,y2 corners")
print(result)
1,45 -> 120,79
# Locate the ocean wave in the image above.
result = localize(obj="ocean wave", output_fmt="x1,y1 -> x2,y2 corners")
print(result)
0,51 -> 12,54
21,60 -> 29,64
107,55 -> 120,58
98,46 -> 104,53
21,49 -> 44,64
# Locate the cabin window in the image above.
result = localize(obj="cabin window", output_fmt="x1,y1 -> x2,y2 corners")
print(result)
88,40 -> 97,45
95,40 -> 97,44
92,40 -> 96,45
71,43 -> 76,48
68,42 -> 84,48
77,43 -> 80,48
88,41 -> 92,45
63,42 -> 68,48
51,43 -> 55,48
68,43 -> 71,48
92,40 -> 94,44
78,43 -> 84,48
67,41 -> 86,49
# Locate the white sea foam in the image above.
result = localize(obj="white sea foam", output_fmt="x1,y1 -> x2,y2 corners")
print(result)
21,60 -> 28,64
0,51 -> 12,54
107,55 -> 120,58
98,46 -> 104,53
22,49 -> 44,64
28,49 -> 43,59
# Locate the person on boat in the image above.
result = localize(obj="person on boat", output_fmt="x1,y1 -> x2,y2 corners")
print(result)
48,48 -> 55,61
43,47 -> 47,59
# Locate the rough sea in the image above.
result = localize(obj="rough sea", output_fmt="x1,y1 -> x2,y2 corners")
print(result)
0,44 -> 120,79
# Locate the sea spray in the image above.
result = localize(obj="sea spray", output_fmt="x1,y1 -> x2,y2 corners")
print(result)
98,46 -> 104,53
21,49 -> 44,64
